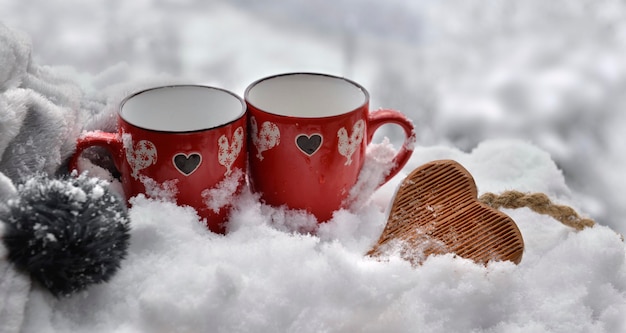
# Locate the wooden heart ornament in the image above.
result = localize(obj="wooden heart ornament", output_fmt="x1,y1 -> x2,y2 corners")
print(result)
367,160 -> 524,265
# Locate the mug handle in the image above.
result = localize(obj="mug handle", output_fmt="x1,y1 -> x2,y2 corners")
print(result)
367,109 -> 416,185
69,131 -> 124,175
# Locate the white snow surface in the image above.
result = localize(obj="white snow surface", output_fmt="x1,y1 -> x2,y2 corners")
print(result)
19,140 -> 626,333
1,1 -> 626,332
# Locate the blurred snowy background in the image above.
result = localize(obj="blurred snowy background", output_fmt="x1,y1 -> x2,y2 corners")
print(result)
1,0 -> 624,235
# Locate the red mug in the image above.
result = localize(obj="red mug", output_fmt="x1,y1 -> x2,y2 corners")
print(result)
245,73 -> 415,222
69,85 -> 247,233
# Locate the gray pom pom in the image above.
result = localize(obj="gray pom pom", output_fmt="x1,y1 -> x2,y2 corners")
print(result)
1,174 -> 130,297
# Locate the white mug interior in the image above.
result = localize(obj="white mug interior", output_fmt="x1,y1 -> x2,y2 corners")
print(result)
246,73 -> 368,118
121,85 -> 245,132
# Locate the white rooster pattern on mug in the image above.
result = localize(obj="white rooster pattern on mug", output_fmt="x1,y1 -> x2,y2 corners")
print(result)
122,133 -> 158,180
218,126 -> 244,176
250,116 -> 280,160
337,119 -> 365,165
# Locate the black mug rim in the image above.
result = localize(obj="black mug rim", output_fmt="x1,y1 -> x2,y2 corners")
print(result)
244,72 -> 370,119
119,84 -> 246,134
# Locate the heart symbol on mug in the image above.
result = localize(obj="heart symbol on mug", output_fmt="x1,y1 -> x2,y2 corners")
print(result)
337,119 -> 365,165
125,139 -> 158,179
173,153 -> 202,176
296,134 -> 323,156
250,116 -> 280,160
218,126 -> 244,176
367,160 -> 524,265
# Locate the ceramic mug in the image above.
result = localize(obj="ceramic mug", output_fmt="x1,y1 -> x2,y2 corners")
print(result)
69,85 -> 247,233
245,73 -> 415,222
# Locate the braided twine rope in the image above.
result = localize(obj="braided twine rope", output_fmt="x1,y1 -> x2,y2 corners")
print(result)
478,190 -> 596,231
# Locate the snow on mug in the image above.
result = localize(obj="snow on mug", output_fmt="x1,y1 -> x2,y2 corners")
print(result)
245,73 -> 416,222
69,85 -> 247,233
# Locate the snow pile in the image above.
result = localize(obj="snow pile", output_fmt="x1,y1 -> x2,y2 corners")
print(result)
17,140 -> 626,333
1,2 -> 626,331
202,168 -> 244,214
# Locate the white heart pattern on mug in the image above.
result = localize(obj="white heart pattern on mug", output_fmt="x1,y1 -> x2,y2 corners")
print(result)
124,138 -> 158,179
218,126 -> 244,176
337,119 -> 365,165
250,116 -> 280,160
